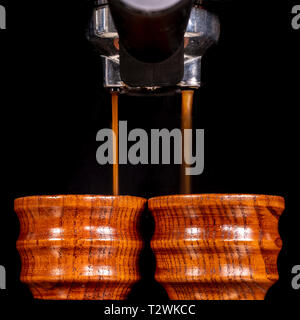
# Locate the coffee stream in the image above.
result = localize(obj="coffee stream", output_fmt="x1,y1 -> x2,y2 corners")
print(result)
181,90 -> 194,194
112,92 -> 119,196
111,90 -> 194,195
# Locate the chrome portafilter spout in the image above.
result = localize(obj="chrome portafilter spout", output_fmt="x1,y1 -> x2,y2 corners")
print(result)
87,0 -> 220,94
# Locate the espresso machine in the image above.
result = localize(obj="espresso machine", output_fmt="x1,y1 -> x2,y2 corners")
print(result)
88,0 -> 220,93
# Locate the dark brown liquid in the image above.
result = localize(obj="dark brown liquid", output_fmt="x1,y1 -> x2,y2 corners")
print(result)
112,92 -> 119,195
180,90 -> 194,194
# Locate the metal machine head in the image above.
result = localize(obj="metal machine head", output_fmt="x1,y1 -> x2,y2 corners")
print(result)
88,0 -> 220,92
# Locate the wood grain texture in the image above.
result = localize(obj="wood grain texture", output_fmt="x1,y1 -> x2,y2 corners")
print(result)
149,194 -> 284,300
14,195 -> 146,300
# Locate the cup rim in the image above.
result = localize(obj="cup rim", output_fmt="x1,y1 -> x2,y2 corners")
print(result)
148,193 -> 285,209
14,194 -> 146,200
14,194 -> 147,210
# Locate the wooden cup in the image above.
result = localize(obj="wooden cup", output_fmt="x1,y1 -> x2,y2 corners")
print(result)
149,194 -> 284,300
15,195 -> 146,300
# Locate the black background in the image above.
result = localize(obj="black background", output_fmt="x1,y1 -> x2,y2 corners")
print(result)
0,0 -> 299,316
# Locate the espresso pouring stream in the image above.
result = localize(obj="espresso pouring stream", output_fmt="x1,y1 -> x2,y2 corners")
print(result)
112,92 -> 119,196
111,90 -> 194,195
181,90 -> 194,194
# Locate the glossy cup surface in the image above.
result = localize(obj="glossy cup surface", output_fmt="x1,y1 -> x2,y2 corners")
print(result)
149,194 -> 284,300
15,195 -> 146,300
